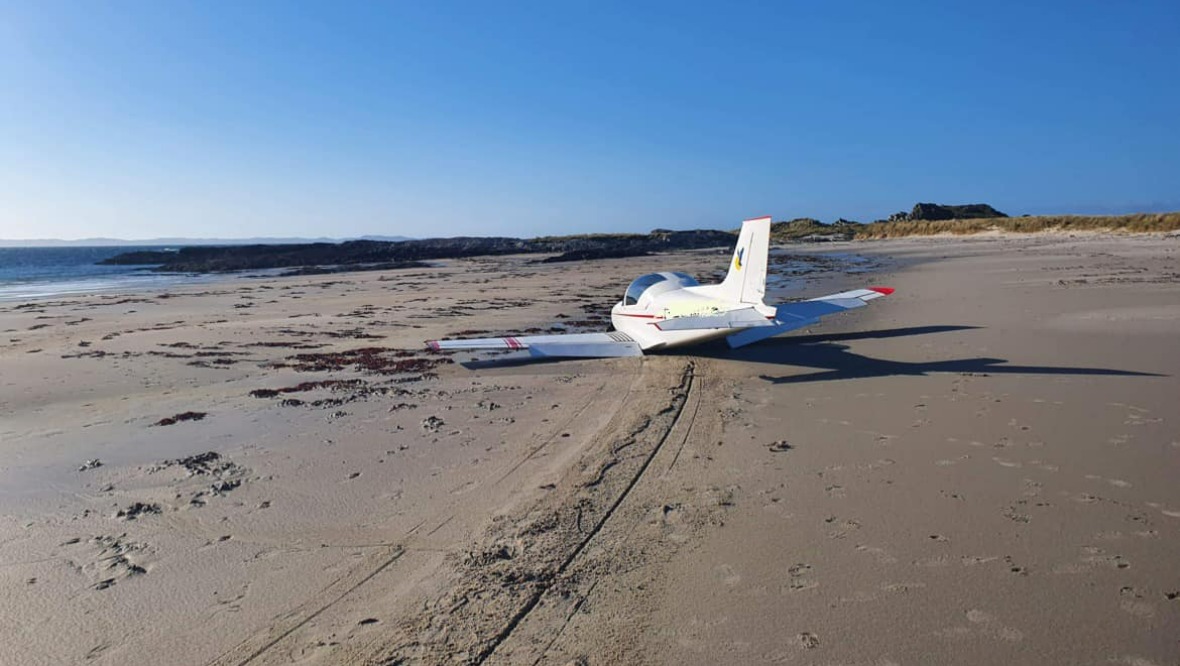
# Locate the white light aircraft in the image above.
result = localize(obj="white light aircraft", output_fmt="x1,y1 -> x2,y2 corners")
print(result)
427,216 -> 893,358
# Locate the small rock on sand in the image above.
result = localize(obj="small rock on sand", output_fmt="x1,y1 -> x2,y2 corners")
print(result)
115,502 -> 161,520
421,416 -> 445,432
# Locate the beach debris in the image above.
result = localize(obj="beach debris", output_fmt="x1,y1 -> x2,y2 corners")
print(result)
161,451 -> 232,476
78,459 -> 103,472
150,452 -> 247,507
151,411 -> 207,427
798,632 -> 820,649
115,502 -> 161,520
358,618 -> 379,625
272,346 -> 452,376
421,415 -> 445,433
769,440 -> 793,452
210,479 -> 241,494
249,379 -> 365,399
250,379 -> 411,410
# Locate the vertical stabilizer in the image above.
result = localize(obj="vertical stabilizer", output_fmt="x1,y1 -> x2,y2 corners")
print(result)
717,216 -> 771,305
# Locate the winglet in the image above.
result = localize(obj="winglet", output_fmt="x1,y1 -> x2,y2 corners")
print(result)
868,286 -> 895,295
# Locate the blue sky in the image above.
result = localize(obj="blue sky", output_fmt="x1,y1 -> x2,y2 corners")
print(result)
1,1 -> 1178,240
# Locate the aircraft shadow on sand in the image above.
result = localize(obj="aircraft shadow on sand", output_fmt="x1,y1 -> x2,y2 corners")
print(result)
688,325 -> 1163,385
459,325 -> 1162,383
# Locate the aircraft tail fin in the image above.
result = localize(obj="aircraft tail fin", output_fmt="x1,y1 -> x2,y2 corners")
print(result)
717,216 -> 771,305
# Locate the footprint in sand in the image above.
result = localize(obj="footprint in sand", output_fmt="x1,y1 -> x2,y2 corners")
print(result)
1118,587 -> 1156,618
882,581 -> 927,593
785,563 -> 817,592
1113,657 -> 1168,666
714,564 -> 742,587
796,632 -> 820,649
855,544 -> 898,564
965,609 -> 1025,642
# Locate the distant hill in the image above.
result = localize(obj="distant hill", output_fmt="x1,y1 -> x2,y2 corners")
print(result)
0,235 -> 412,248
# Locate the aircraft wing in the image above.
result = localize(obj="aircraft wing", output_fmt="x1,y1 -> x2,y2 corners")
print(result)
727,286 -> 894,349
427,331 -> 642,358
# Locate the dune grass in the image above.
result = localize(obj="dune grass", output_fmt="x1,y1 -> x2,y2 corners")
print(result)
854,212 -> 1180,239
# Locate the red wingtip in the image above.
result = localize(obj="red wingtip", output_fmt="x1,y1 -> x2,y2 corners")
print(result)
869,286 -> 895,295
426,340 -> 440,351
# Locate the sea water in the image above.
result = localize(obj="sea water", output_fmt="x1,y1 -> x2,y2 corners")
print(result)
0,246 -> 217,302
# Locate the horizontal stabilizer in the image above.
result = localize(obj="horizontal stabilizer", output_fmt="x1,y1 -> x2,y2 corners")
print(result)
727,286 -> 895,349
726,317 -> 817,348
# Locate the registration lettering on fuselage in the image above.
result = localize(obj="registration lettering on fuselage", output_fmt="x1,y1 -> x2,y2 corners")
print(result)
661,301 -> 724,319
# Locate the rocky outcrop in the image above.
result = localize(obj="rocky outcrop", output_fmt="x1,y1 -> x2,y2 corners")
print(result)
538,248 -> 652,263
100,229 -> 740,273
769,218 -> 856,242
906,203 -> 1007,221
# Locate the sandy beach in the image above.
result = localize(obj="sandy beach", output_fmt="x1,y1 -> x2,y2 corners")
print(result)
2,234 -> 1178,665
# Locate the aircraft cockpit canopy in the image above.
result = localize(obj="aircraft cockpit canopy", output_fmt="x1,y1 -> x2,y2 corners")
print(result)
622,272 -> 698,306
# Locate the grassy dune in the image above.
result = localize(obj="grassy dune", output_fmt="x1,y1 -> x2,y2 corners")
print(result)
854,212 -> 1180,239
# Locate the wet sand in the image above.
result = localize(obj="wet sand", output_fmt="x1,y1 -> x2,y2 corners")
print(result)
1,234 -> 1177,665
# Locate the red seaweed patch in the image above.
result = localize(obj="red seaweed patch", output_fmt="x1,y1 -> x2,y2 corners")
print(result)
249,379 -> 366,398
276,347 -> 453,375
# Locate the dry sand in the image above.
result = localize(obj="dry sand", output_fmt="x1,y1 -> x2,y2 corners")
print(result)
1,234 -> 1177,665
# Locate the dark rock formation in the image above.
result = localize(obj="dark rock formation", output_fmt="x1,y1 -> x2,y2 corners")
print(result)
908,203 -> 1007,221
100,229 -> 740,273
539,248 -> 652,263
770,218 -> 857,242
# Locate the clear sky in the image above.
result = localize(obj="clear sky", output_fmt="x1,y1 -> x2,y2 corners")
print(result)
1,1 -> 1178,240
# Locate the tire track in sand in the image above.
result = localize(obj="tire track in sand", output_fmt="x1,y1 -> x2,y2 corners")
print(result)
208,369 -> 640,666
362,360 -> 698,665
